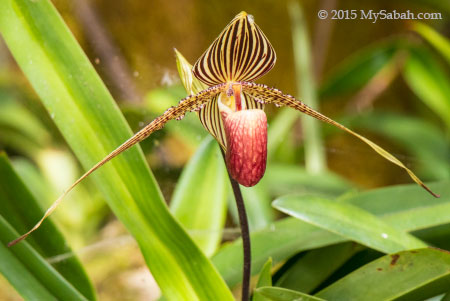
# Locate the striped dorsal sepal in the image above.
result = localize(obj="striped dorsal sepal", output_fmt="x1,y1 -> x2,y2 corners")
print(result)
193,12 -> 276,86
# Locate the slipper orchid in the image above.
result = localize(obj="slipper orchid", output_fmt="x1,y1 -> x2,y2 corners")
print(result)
9,11 -> 438,247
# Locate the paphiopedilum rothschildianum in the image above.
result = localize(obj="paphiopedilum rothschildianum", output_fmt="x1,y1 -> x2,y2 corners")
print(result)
10,11 -> 438,246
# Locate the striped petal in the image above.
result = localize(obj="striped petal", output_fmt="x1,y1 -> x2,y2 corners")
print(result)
240,81 -> 440,198
193,11 -> 276,86
198,92 -> 264,149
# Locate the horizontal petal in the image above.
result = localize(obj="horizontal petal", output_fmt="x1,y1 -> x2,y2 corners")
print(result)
241,81 -> 440,198
8,83 -> 227,246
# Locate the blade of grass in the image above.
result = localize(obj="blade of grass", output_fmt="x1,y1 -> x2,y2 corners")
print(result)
288,0 -> 326,174
0,1 -> 233,299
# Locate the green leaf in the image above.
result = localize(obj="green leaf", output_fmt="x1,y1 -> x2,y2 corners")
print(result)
0,153 -> 93,300
341,181 -> 450,219
214,181 -> 450,287
273,195 -> 427,253
242,183 -> 275,231
288,0 -> 326,173
0,97 -> 50,157
319,40 -> 399,98
0,241 -> 56,300
403,46 -> 450,128
0,1 -> 233,299
264,163 -> 353,197
253,257 -> 273,301
255,287 -> 325,301
276,243 -> 361,293
170,136 -> 228,257
267,108 -> 300,159
214,217 -> 345,288
413,22 -> 450,65
316,248 -> 450,300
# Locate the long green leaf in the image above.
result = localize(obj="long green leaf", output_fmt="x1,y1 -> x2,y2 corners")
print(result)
0,242 -> 56,301
0,1 -> 232,299
341,181 -> 449,217
0,217 -> 88,300
0,153 -> 92,300
403,46 -> 450,128
273,195 -> 427,253
288,0 -> 326,173
255,287 -> 325,301
170,136 -> 228,257
276,243 -> 361,293
316,248 -> 450,300
413,22 -> 450,65
214,181 -> 449,287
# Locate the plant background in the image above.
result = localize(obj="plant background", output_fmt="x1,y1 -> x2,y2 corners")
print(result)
0,0 -> 449,300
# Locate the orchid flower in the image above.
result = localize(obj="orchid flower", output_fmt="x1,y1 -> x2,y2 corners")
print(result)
9,11 -> 439,246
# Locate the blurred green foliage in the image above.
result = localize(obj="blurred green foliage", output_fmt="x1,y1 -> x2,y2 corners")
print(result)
0,0 -> 449,300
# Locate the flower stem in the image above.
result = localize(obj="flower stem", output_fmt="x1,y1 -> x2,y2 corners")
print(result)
221,150 -> 251,301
